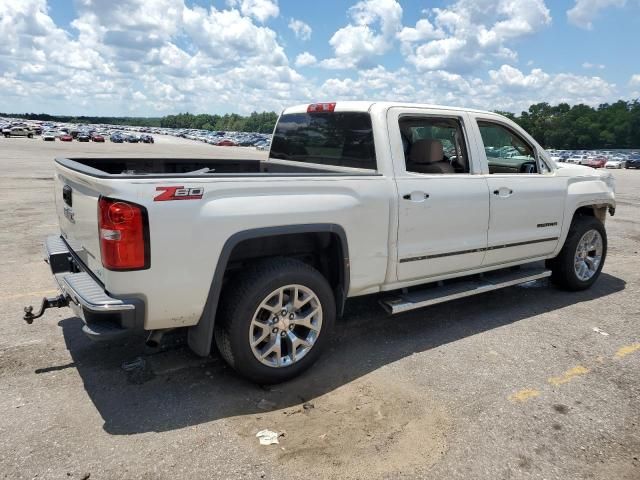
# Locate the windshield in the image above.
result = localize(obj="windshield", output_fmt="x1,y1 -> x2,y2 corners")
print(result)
270,112 -> 377,170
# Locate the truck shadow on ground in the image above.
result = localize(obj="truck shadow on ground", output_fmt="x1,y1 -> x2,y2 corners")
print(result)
56,273 -> 625,435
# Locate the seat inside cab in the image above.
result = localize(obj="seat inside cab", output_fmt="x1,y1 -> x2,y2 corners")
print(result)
400,117 -> 469,174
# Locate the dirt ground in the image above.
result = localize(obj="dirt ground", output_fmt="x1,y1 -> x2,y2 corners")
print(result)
0,134 -> 638,479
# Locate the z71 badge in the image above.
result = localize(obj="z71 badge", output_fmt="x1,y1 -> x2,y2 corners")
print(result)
154,186 -> 204,201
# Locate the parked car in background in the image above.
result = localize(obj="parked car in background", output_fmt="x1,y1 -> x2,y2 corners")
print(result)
126,134 -> 139,143
626,155 -> 640,169
565,155 -> 585,164
59,134 -> 73,142
3,126 -> 34,138
42,131 -> 57,141
91,133 -> 105,142
605,159 -> 625,169
77,133 -> 91,142
217,139 -> 238,146
110,133 -> 124,143
140,134 -> 154,144
587,157 -> 607,168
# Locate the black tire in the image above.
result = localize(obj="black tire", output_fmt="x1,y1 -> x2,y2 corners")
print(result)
549,215 -> 607,291
28,133 -> 33,138
214,257 -> 336,384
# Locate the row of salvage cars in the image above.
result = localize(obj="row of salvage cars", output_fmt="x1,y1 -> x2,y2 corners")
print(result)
549,149 -> 640,169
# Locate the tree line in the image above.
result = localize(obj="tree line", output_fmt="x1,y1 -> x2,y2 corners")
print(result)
3,99 -> 640,147
159,111 -> 278,133
498,99 -> 640,149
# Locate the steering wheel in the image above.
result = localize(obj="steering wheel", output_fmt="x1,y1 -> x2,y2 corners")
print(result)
520,161 -> 536,173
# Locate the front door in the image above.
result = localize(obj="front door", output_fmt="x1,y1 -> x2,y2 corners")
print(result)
388,108 -> 490,282
473,118 -> 565,266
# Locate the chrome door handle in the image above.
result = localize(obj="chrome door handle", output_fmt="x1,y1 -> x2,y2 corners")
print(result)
403,192 -> 430,200
493,188 -> 513,196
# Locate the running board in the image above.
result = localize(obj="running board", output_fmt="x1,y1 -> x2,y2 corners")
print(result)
381,266 -> 551,314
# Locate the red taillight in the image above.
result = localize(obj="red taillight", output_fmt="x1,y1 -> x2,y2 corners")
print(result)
307,102 -> 336,113
98,197 -> 149,270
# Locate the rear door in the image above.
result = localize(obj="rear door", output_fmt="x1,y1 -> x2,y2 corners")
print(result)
388,107 -> 490,282
469,115 -> 565,266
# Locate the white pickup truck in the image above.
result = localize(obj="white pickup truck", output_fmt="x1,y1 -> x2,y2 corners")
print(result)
25,101 -> 616,383
3,125 -> 35,138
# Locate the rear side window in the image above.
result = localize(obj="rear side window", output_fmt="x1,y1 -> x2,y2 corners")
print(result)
270,112 -> 377,170
399,116 -> 469,174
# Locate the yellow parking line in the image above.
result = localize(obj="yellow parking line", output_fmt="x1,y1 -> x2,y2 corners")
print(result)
548,365 -> 590,386
615,343 -> 640,359
1,290 -> 57,301
511,343 -> 639,403
509,388 -> 540,403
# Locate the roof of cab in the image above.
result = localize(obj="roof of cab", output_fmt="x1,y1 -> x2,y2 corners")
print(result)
282,101 -> 498,117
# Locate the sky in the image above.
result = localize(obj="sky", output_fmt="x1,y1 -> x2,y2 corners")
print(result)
1,0 -> 639,116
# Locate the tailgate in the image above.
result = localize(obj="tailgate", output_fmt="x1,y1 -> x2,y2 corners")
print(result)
54,165 -> 104,277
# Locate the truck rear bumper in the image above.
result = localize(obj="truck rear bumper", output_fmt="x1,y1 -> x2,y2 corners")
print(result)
44,235 -> 144,341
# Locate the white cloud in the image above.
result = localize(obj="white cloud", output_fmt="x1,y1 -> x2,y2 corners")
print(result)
227,0 -> 279,23
288,18 -> 312,40
582,62 -> 605,69
397,18 -> 444,44
321,0 -> 403,69
402,0 -> 551,73
317,63 -> 617,113
487,65 -> 616,108
0,0 -> 629,117
0,0 -> 305,115
295,52 -> 317,67
630,74 -> 640,87
182,6 -> 287,66
567,0 -> 626,29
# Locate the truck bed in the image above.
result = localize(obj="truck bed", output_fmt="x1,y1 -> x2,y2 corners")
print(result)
55,157 -> 372,178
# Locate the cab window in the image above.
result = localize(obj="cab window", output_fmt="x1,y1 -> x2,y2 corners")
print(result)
477,121 -> 538,174
399,117 -> 469,174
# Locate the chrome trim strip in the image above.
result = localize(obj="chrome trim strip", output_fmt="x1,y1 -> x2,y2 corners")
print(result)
399,237 -> 559,263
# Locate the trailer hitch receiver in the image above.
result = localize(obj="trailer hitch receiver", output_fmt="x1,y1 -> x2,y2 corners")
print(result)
23,295 -> 69,324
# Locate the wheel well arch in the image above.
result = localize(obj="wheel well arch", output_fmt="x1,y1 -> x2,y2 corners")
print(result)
187,224 -> 349,357
572,204 -> 612,224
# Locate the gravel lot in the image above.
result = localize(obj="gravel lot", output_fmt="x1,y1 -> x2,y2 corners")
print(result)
0,135 -> 638,480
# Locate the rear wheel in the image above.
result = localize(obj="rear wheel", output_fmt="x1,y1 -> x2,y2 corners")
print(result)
548,216 -> 607,291
214,258 -> 335,384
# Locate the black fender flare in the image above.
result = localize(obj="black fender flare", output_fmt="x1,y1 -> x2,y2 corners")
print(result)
187,223 -> 350,357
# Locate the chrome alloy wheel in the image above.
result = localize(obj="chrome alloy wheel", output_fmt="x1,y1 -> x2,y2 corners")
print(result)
249,285 -> 323,368
574,229 -> 603,281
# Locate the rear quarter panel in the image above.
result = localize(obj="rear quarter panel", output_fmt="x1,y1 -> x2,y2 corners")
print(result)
102,175 -> 394,329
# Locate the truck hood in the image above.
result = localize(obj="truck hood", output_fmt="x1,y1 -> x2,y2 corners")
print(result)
556,162 -> 615,191
555,162 -> 597,176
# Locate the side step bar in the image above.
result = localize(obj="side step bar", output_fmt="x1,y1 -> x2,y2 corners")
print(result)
381,266 -> 551,314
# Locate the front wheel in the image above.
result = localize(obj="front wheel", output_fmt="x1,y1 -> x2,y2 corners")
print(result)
549,216 -> 607,291
214,258 -> 336,383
